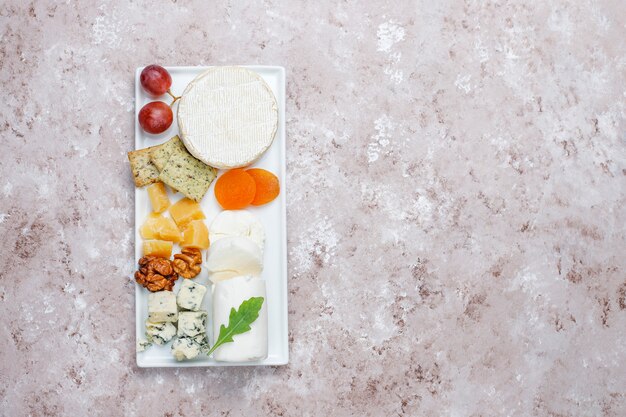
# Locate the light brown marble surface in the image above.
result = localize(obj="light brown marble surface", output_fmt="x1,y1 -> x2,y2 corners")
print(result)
1,1 -> 625,416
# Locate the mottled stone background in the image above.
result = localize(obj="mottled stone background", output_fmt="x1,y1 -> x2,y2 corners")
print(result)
1,0 -> 625,416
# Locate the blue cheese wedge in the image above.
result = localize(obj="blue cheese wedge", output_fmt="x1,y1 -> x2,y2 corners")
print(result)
145,321 -> 177,345
148,291 -> 178,323
176,280 -> 207,311
177,311 -> 207,338
192,333 -> 207,346
171,336 -> 203,361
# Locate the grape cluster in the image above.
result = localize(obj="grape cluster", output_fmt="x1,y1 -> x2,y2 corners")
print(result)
138,65 -> 177,135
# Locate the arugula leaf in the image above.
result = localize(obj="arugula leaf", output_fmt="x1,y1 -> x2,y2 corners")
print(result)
206,297 -> 264,356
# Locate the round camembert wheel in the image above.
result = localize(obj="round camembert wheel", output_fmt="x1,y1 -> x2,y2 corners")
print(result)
177,67 -> 278,169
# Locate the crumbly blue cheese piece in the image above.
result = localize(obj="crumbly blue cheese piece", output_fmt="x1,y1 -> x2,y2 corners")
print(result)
171,337 -> 203,361
176,280 -> 207,311
177,311 -> 207,338
192,333 -> 207,346
145,321 -> 177,345
136,339 -> 152,352
148,291 -> 178,323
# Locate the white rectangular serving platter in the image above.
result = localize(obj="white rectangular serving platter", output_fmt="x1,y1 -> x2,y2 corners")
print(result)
134,66 -> 288,367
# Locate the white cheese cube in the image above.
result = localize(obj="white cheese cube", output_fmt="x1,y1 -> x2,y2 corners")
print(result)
177,311 -> 207,338
176,280 -> 207,311
145,321 -> 176,345
148,291 -> 178,323
171,337 -> 203,361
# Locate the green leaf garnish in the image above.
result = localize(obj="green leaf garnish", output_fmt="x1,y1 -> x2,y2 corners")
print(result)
206,296 -> 264,357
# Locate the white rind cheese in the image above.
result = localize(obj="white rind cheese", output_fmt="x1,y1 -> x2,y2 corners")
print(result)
145,321 -> 176,345
177,66 -> 278,169
148,291 -> 178,323
209,210 -> 265,252
212,275 -> 268,362
177,311 -> 207,338
206,237 -> 264,283
177,280 -> 207,311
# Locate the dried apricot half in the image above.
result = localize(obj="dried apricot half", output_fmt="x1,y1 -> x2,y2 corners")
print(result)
214,169 -> 257,209
246,168 -> 280,206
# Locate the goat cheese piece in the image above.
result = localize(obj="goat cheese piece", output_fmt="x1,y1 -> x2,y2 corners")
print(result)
148,290 -> 178,323
212,275 -> 268,362
145,321 -> 177,345
177,311 -> 207,338
176,280 -> 207,311
206,237 -> 263,283
209,210 -> 265,252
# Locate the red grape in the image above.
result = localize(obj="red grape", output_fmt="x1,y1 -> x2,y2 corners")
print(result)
140,65 -> 172,97
138,102 -> 173,134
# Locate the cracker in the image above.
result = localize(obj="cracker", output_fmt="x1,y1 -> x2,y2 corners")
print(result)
159,147 -> 217,202
128,146 -> 161,187
150,135 -> 187,171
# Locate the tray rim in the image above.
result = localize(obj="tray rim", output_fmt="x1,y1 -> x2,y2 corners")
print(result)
134,65 -> 288,368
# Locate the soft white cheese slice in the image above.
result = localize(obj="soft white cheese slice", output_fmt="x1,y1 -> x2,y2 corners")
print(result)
212,275 -> 268,362
206,236 -> 263,283
209,210 -> 265,251
177,66 -> 278,169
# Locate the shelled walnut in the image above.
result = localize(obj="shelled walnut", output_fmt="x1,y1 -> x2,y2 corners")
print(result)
172,248 -> 202,279
135,256 -> 178,291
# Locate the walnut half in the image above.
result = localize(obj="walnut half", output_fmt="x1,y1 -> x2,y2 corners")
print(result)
172,248 -> 202,279
135,256 -> 178,291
